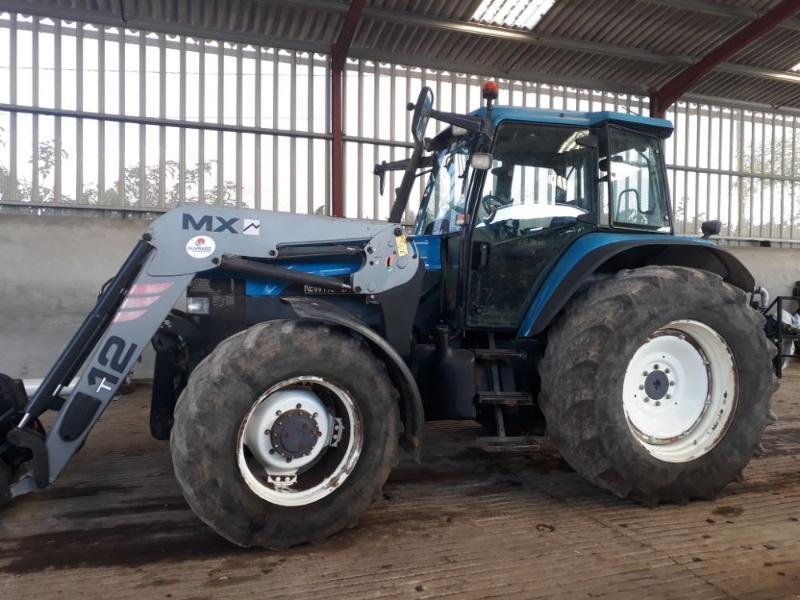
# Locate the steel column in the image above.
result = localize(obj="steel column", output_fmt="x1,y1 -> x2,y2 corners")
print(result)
330,0 -> 366,217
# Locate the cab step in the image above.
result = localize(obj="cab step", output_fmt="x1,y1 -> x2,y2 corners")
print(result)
472,348 -> 527,361
476,391 -> 534,407
478,435 -> 540,453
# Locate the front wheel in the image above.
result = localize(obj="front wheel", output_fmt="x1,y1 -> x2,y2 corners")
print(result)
171,320 -> 400,549
539,266 -> 778,504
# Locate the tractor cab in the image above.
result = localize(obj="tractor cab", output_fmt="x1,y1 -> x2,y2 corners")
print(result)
379,83 -> 676,332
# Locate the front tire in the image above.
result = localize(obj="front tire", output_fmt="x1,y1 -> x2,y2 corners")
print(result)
539,266 -> 778,504
171,320 -> 400,549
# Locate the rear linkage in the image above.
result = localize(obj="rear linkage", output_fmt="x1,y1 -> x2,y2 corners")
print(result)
1,205 -> 422,500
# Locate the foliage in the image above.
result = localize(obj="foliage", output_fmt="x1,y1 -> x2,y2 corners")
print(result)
0,128 -> 237,207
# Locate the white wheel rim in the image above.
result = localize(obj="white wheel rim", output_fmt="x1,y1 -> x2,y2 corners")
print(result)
236,376 -> 363,507
621,320 -> 738,463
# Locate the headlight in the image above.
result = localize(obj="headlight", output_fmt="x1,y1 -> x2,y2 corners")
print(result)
186,296 -> 211,315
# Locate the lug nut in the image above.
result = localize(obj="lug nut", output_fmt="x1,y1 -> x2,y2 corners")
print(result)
654,364 -> 659,369
666,394 -> 671,400
276,410 -> 282,416
655,401 -> 661,407
670,381 -> 675,386
665,368 -> 670,374
643,371 -> 648,376
296,403 -> 302,409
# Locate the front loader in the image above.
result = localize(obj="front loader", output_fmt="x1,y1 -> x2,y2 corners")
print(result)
0,83 -> 779,549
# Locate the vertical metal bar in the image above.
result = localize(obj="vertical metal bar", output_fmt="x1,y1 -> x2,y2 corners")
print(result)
198,38 -> 205,203
779,114 -> 786,238
681,102 -> 689,233
325,55 -> 331,215
254,46 -> 262,210
737,110 -> 746,238
217,41 -> 224,206
389,62 -> 396,217
273,49 -> 279,211
139,30 -> 146,207
749,112 -> 755,238
118,26 -> 125,206
289,51 -> 296,213
373,59 -> 379,219
716,105 -> 723,224
31,18 -> 39,204
356,60 -> 363,218
236,43 -> 243,207
789,116 -> 797,240
8,13 -> 17,203
759,113 -> 766,237
694,103 -> 701,232
178,35 -> 186,205
158,33 -> 166,208
307,52 -> 314,214
54,20 -> 62,204
727,108 -> 734,235
768,112 -> 776,238
82,24 -> 90,204
95,23 -> 106,206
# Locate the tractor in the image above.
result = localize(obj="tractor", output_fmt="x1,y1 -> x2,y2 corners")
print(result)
0,82 -> 778,549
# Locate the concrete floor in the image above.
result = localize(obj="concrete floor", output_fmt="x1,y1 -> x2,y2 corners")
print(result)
1,371 -> 800,599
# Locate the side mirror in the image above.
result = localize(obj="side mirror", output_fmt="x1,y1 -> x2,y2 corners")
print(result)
410,87 -> 434,145
471,153 -> 492,170
701,219 -> 722,239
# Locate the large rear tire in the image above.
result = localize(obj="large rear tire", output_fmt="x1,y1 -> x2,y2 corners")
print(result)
170,320 -> 400,549
539,266 -> 778,504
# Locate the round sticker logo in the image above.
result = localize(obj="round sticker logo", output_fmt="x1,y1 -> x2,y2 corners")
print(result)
186,235 -> 216,259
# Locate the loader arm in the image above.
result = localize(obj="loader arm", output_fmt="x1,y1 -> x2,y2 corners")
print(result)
9,206 -> 421,497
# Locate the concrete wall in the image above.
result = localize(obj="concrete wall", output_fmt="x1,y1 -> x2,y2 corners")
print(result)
0,213 -> 154,380
1,213 -> 799,379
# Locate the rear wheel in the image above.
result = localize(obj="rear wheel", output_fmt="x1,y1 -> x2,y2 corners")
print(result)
170,320 -> 400,549
539,266 -> 778,503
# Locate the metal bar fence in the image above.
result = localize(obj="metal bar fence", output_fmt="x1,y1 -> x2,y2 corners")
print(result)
0,12 -> 799,241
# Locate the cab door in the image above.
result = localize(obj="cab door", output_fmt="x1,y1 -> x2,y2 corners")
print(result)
465,123 -> 597,330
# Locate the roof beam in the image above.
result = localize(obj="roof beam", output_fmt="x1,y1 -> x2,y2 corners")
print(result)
641,0 -> 800,32
650,0 -> 800,116
278,0 -> 800,87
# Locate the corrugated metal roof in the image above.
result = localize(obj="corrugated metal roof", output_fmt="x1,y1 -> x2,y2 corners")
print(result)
4,0 -> 800,112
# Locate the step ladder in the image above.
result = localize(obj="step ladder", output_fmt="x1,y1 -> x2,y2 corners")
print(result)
474,333 -> 539,452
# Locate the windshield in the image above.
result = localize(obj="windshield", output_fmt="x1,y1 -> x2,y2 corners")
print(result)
415,138 -> 474,235
476,124 -> 594,229
601,125 -> 670,230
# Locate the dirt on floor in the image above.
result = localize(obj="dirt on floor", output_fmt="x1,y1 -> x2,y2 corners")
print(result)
1,370 -> 800,599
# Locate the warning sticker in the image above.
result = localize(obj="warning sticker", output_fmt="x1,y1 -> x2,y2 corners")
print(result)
395,234 -> 409,257
186,235 -> 216,259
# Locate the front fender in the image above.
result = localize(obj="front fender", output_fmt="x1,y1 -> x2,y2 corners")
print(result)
281,296 -> 424,462
518,233 -> 755,337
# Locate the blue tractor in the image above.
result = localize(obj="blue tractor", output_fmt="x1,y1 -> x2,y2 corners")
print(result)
0,83 -> 778,549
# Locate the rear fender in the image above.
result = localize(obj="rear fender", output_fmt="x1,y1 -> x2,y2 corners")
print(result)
281,297 -> 424,462
519,233 -> 755,337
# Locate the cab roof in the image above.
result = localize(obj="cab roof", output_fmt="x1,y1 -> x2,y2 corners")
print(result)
473,106 -> 673,136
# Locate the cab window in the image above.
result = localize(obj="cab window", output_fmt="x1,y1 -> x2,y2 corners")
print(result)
415,140 -> 473,235
604,126 -> 670,230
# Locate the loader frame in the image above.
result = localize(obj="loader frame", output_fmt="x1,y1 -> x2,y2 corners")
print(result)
9,206 -> 423,498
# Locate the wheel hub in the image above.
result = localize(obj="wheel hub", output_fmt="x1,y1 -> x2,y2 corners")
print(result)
644,369 -> 669,400
621,320 -> 738,463
270,409 -> 322,461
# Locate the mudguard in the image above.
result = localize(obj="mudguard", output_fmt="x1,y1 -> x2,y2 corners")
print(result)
282,296 -> 424,462
518,233 -> 756,337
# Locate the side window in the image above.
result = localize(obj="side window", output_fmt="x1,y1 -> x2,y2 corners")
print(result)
606,127 -> 670,230
416,142 -> 472,235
